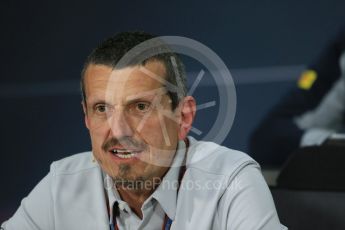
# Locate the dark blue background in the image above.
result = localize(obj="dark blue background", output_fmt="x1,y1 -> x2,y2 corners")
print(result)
1,0 -> 345,221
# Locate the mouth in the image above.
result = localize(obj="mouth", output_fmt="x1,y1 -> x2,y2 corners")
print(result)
109,148 -> 142,159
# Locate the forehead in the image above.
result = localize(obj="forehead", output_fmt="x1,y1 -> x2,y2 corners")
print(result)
83,62 -> 168,103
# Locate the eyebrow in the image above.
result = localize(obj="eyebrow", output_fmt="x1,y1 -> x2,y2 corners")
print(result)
87,98 -> 107,107
125,87 -> 167,102
86,87 -> 168,107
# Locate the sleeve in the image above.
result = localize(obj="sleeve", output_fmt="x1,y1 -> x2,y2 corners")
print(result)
295,77 -> 345,146
1,167 -> 55,230
217,165 -> 287,230
249,26 -> 345,166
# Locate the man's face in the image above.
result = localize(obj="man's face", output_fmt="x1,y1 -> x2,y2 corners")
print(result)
83,62 -> 185,186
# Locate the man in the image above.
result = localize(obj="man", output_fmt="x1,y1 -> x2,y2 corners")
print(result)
2,32 -> 286,229
250,26 -> 345,166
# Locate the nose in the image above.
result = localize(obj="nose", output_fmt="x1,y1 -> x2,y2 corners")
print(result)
109,110 -> 133,138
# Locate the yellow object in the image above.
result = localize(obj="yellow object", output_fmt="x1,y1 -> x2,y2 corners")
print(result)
297,70 -> 317,90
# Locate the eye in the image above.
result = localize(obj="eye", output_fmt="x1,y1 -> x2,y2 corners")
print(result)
135,102 -> 151,112
136,102 -> 150,112
94,104 -> 109,114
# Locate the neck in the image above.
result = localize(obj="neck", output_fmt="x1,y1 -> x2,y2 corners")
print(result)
116,187 -> 150,219
116,169 -> 168,219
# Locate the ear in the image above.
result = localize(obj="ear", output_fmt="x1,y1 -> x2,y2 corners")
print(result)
178,96 -> 196,140
82,101 -> 90,130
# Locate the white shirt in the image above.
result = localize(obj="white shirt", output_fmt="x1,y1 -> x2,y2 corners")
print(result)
2,137 -> 287,229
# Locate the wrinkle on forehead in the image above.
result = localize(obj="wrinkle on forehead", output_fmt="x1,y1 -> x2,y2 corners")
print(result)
84,62 -> 168,105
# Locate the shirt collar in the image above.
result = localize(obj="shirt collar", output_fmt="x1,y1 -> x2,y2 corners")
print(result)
151,139 -> 186,220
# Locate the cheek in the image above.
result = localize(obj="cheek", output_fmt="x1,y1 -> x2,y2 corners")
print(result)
138,117 -> 179,149
89,124 -> 110,149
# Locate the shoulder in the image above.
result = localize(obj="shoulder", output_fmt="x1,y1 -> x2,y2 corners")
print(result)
50,151 -> 99,175
186,137 -> 259,178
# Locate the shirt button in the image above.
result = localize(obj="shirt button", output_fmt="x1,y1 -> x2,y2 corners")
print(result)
118,202 -> 126,211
